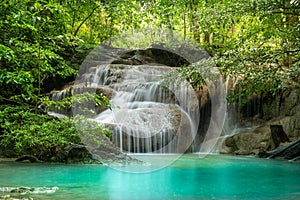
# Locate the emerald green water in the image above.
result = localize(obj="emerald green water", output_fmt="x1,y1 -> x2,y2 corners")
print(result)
0,155 -> 299,200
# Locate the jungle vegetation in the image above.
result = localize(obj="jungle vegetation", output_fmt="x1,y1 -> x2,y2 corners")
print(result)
0,0 -> 299,157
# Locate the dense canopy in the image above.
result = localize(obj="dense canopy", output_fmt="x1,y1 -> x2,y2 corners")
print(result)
1,0 -> 299,104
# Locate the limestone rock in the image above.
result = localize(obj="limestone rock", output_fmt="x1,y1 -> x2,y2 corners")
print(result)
268,125 -> 290,150
220,85 -> 300,158
221,121 -> 293,155
262,87 -> 300,139
107,104 -> 193,153
222,125 -> 270,155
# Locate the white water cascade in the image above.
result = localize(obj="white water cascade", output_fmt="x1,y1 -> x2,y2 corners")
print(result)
73,63 -> 200,154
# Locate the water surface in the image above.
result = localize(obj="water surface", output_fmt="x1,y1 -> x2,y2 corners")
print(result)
0,154 -> 299,200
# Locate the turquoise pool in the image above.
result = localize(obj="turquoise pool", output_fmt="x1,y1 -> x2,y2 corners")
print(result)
0,154 -> 299,199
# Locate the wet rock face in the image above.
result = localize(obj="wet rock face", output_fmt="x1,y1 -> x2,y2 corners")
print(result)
111,48 -> 190,67
263,88 -> 300,119
62,143 -> 95,163
222,125 -> 271,155
74,48 -> 200,154
221,119 -> 297,156
45,45 -> 204,163
262,87 -> 300,139
268,125 -> 290,150
108,104 -> 193,153
218,85 -> 300,158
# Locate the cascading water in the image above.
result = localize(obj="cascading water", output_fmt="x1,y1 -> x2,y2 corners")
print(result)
49,40 -> 228,164
74,63 -> 199,154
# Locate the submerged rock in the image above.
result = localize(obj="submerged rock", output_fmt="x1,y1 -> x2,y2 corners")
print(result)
9,187 -> 58,194
0,195 -> 33,200
0,186 -> 58,200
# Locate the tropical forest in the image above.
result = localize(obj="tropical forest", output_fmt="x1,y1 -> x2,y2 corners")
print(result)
0,0 -> 299,199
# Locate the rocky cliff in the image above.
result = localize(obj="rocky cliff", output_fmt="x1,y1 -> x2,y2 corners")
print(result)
218,86 -> 300,161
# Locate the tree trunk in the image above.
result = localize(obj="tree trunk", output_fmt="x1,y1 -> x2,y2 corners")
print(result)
189,2 -> 200,42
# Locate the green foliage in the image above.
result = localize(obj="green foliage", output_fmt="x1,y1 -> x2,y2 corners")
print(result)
0,69 -> 36,101
1,0 -> 299,105
0,105 -> 77,156
163,59 -> 218,90
1,0 -> 299,157
0,0 -> 80,102
159,0 -> 300,104
40,91 -> 111,116
73,114 -> 112,146
0,105 -> 111,158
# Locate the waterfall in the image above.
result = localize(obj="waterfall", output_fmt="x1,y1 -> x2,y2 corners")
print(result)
210,77 -> 264,153
49,88 -> 72,117
74,63 -> 199,154
221,77 -> 263,136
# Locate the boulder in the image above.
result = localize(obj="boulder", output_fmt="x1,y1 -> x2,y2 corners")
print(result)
222,125 -> 270,155
221,119 -> 294,155
63,143 -> 96,164
107,104 -> 194,153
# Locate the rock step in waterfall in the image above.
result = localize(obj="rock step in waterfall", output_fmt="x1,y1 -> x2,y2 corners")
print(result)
53,63 -> 199,154
50,47 -> 300,159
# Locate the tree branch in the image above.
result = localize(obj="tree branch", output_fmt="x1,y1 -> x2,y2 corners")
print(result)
0,95 -> 32,107
73,5 -> 100,37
